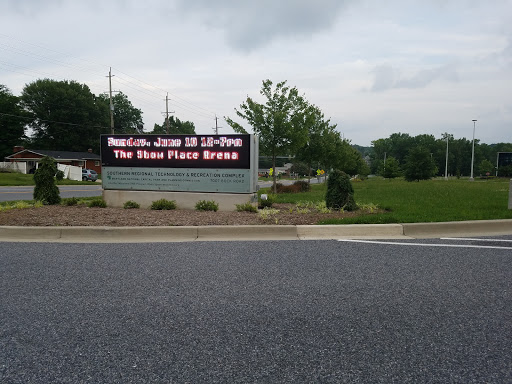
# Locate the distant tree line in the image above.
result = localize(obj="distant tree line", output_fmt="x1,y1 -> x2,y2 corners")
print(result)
0,79 -> 196,158
369,132 -> 512,179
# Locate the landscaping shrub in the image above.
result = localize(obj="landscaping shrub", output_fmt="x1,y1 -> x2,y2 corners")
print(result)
63,197 -> 79,206
325,169 -> 358,211
195,200 -> 219,212
33,156 -> 61,205
258,193 -> 275,208
236,202 -> 257,213
88,199 -> 107,208
151,199 -> 177,210
275,181 -> 311,194
276,183 -> 300,193
55,170 -> 65,181
123,200 -> 140,209
293,180 -> 311,192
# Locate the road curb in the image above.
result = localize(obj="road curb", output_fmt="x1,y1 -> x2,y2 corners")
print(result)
297,224 -> 405,239
402,219 -> 512,238
0,220 -> 511,242
197,225 -> 299,241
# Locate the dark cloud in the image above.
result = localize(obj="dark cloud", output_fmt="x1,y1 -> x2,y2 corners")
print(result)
175,0 -> 349,52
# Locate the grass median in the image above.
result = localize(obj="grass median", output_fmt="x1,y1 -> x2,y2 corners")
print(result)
0,171 -> 98,186
261,177 -> 512,224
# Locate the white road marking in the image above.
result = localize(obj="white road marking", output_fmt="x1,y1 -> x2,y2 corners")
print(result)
338,239 -> 512,250
441,237 -> 512,243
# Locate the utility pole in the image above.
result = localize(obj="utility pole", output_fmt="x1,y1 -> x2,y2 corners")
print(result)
213,115 -> 221,135
163,93 -> 174,134
108,67 -> 114,134
383,152 -> 387,177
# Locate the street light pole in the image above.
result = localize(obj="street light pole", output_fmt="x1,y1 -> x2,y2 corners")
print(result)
470,119 -> 477,181
445,134 -> 449,180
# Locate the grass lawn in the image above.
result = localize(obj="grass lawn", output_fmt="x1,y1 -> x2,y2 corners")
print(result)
261,177 -> 512,224
0,172 -> 98,186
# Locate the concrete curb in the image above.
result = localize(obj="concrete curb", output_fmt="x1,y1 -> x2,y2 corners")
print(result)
402,219 -> 512,238
0,219 -> 511,242
297,224 -> 405,240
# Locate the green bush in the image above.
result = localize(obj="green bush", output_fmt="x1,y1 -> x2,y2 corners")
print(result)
123,200 -> 140,209
325,169 -> 358,211
33,156 -> 61,205
88,199 -> 107,208
293,180 -> 311,192
62,197 -> 79,206
151,199 -> 177,210
55,170 -> 65,181
236,202 -> 258,213
276,183 -> 299,193
258,193 -> 275,208
275,180 -> 311,194
195,200 -> 219,212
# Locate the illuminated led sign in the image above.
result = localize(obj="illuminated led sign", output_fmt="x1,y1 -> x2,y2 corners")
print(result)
101,134 -> 258,193
101,134 -> 250,169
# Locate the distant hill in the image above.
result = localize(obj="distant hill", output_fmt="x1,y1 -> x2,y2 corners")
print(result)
352,144 -> 372,157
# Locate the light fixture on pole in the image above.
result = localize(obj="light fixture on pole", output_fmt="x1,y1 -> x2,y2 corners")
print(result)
470,119 -> 477,181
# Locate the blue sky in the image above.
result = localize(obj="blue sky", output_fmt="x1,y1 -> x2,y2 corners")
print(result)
1,0 -> 511,146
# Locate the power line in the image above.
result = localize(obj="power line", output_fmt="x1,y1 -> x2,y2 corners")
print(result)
112,68 -> 216,118
0,34 -> 220,130
0,112 -> 110,130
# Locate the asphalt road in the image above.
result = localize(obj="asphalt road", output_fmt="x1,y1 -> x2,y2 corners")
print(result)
0,179 -> 321,202
0,185 -> 102,202
1,238 -> 511,383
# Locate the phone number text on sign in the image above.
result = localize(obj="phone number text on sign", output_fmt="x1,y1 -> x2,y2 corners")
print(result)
102,167 -> 252,193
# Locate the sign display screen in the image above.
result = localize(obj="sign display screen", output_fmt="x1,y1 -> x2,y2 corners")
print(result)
101,134 -> 251,169
101,134 -> 258,193
498,152 -> 512,167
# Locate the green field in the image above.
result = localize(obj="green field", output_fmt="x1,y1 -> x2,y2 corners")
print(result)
262,177 -> 512,224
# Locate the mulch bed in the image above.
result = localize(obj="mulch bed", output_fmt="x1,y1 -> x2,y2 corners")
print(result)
0,203 -> 372,227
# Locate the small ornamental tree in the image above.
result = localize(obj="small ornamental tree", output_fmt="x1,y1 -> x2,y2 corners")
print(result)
33,156 -> 61,205
403,146 -> 438,182
325,169 -> 357,211
382,156 -> 402,178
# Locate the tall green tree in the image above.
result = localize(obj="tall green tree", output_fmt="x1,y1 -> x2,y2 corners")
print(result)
0,85 -> 26,159
294,104 -> 337,180
326,133 -> 368,176
403,146 -> 438,181
151,116 -> 196,134
97,92 -> 143,134
225,79 -> 310,192
478,159 -> 495,175
21,79 -> 108,152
